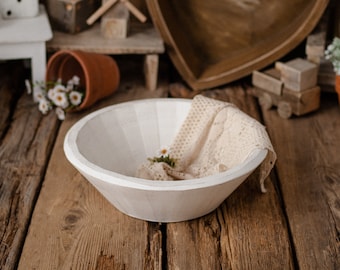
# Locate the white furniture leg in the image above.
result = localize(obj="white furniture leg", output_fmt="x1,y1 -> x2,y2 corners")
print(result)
0,5 -> 52,101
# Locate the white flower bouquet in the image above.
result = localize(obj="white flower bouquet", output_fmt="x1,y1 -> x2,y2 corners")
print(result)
26,76 -> 84,120
325,37 -> 340,75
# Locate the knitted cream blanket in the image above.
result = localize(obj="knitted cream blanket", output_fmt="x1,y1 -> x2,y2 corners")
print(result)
136,95 -> 276,192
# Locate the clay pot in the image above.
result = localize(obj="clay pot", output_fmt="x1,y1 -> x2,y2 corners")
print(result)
46,50 -> 120,111
336,75 -> 340,104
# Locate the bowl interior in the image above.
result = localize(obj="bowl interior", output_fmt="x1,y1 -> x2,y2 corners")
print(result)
65,98 -> 268,192
64,98 -> 270,221
74,99 -> 192,177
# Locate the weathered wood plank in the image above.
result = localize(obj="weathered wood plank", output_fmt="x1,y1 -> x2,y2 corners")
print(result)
165,86 -> 294,269
47,23 -> 164,55
18,60 -> 168,269
0,83 -> 60,269
261,92 -> 340,269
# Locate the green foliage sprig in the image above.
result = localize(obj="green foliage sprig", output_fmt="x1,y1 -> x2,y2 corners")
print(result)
148,146 -> 176,168
325,37 -> 340,75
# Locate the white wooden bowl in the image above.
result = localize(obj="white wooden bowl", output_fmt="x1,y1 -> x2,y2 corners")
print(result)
64,98 -> 267,222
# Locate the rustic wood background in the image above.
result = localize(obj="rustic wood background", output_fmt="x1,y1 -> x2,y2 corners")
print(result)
0,54 -> 339,269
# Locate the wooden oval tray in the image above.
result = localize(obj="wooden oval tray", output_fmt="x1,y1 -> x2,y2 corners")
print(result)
147,0 -> 329,90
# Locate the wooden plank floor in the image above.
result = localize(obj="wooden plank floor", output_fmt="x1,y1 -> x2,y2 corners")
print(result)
0,56 -> 339,269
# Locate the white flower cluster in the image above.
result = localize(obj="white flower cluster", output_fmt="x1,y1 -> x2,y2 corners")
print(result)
325,37 -> 340,75
27,75 -> 83,120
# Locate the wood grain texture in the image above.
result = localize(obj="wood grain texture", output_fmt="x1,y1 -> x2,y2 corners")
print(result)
17,60 -> 169,270
165,86 -> 294,269
3,54 -> 339,269
18,129 -> 162,269
47,23 -> 164,55
252,68 -> 283,96
261,92 -> 340,269
101,1 -> 130,39
0,84 -> 60,269
147,0 -> 329,90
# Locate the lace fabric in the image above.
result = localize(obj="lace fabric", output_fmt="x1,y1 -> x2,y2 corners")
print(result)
136,95 -> 276,192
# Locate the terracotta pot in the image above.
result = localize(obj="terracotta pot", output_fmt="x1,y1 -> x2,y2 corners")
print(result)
336,75 -> 340,104
46,50 -> 120,110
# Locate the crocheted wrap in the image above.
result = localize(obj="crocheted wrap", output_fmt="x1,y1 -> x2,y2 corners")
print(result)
136,95 -> 276,192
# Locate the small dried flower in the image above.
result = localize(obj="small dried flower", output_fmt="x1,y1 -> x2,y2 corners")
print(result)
53,84 -> 67,93
69,91 -> 83,106
38,98 -> 51,114
25,80 -> 32,94
72,75 -> 80,85
34,89 -> 45,102
47,88 -> 56,100
66,82 -> 73,92
53,91 -> 69,109
148,146 -> 176,168
55,107 -> 65,120
157,146 -> 171,157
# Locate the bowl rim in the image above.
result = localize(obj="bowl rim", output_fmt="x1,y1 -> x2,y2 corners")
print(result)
64,98 -> 268,191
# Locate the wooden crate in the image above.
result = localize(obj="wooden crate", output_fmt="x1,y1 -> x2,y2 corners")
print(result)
46,0 -> 100,34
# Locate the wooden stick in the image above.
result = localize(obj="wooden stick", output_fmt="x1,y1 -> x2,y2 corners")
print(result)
86,0 -> 118,25
121,0 -> 147,23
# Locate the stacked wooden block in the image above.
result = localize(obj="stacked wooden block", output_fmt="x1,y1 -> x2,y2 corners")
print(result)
305,18 -> 335,91
251,58 -> 321,119
99,0 -> 147,39
304,1 -> 338,92
101,0 -> 130,39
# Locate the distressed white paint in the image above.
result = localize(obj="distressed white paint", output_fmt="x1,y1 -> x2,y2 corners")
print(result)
0,5 -> 52,99
0,0 -> 39,19
64,98 -> 267,222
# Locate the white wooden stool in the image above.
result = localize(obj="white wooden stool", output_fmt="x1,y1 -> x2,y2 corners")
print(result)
0,5 -> 52,98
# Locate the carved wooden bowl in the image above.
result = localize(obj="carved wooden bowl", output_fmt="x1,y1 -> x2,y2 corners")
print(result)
147,0 -> 328,90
